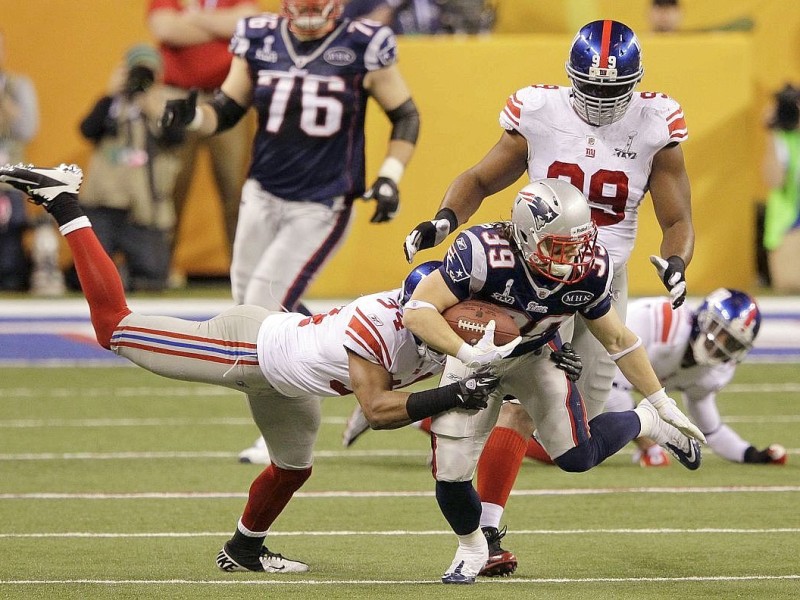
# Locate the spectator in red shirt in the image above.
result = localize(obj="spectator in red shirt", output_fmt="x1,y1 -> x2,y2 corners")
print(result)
147,0 -> 259,262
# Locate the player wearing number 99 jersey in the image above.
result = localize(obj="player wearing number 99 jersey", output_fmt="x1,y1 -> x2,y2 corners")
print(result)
401,19 -> 694,577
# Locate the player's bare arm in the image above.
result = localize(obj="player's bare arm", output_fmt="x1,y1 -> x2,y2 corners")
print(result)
164,57 -> 253,137
364,64 -> 417,166
583,309 -> 662,397
401,270 -> 464,356
440,130 -> 529,225
346,351 -> 416,429
650,143 -> 694,264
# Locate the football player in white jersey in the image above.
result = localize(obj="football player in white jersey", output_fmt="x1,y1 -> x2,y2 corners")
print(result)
606,289 -> 787,466
0,163 -> 500,576
402,19 -> 695,576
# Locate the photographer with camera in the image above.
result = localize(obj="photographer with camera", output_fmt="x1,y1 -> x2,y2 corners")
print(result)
762,83 -> 800,292
75,44 -> 184,291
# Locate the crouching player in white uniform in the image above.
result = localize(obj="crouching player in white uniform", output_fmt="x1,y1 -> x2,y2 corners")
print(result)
606,289 -> 787,466
402,178 -> 706,584
0,163 -> 500,576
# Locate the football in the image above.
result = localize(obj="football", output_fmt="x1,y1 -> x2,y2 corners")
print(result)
442,300 -> 519,346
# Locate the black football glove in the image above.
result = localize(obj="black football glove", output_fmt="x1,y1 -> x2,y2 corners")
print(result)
363,176 -> 399,223
455,369 -> 499,410
649,255 -> 687,308
161,89 -> 199,131
550,342 -> 582,382
403,207 -> 458,262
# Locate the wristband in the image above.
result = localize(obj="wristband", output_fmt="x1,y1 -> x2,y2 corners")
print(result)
434,207 -> 459,230
403,299 -> 438,311
377,156 -> 405,183
609,336 -> 642,361
456,341 -> 474,364
406,382 -> 461,421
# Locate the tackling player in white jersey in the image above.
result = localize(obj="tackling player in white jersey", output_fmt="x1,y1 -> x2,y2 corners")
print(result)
402,19 -> 695,576
607,289 -> 787,466
0,163 -> 499,576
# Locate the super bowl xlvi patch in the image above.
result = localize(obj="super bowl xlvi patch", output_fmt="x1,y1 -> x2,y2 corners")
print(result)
324,47 -> 356,66
562,290 -> 594,306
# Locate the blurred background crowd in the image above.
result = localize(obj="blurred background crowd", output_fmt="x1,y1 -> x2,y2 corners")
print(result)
1,0 -> 799,298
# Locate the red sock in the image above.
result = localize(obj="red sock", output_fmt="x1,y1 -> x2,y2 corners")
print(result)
525,436 -> 555,465
64,228 -> 130,348
476,427 -> 527,507
241,464 -> 312,532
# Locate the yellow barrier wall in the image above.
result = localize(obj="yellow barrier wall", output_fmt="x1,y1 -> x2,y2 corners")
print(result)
3,0 -> 793,298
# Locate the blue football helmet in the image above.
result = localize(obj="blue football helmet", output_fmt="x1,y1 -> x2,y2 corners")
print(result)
690,288 -> 761,366
566,20 -> 644,126
401,260 -> 442,305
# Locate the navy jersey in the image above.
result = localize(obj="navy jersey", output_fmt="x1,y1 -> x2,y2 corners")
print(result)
230,14 -> 398,202
441,223 -> 614,355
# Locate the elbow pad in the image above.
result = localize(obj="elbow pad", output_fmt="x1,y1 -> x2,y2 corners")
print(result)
209,90 -> 247,134
386,98 -> 420,144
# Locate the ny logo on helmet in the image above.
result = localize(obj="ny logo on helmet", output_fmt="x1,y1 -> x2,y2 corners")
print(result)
519,191 -> 559,232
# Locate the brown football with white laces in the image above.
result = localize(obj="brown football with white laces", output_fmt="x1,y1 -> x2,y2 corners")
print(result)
442,300 -> 519,346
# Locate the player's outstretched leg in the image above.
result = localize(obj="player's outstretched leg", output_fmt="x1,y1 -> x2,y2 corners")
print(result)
635,400 -> 701,470
0,164 -> 130,347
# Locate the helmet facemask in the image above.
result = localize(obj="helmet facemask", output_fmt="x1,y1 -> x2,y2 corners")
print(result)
566,20 -> 644,126
690,289 -> 761,367
511,179 -> 597,285
691,311 -> 753,366
282,0 -> 341,37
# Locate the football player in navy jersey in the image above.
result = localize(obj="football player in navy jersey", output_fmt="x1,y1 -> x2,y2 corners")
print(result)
161,0 -> 420,464
402,178 -> 705,584
162,0 -> 419,314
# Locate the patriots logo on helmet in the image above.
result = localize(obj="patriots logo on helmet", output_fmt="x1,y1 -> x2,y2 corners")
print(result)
519,191 -> 559,232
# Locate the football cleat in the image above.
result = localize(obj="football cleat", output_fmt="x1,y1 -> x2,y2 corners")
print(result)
0,163 -> 83,207
342,403 -> 371,447
216,543 -> 309,573
238,436 -> 270,464
478,526 -> 517,577
632,444 -> 671,467
636,399 -> 701,471
441,539 -> 489,584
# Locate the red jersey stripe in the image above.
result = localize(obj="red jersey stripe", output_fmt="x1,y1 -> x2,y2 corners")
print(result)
347,315 -> 387,367
660,301 -> 673,343
115,341 -> 260,365
118,325 -> 257,349
600,20 -> 613,68
354,308 -> 391,362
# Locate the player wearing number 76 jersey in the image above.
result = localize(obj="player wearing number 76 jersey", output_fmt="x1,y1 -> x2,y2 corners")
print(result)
402,19 -> 695,577
162,2 -> 420,313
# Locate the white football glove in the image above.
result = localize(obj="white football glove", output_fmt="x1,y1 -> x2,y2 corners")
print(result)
455,319 -> 522,369
646,389 -> 706,443
649,255 -> 687,309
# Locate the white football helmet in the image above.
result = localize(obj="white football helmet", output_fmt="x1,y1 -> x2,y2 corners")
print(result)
282,0 -> 342,36
510,179 -> 597,284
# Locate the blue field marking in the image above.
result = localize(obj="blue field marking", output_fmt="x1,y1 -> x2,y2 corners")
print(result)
0,297 -> 798,364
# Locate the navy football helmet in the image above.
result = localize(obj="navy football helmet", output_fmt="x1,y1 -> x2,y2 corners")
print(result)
690,288 -> 761,366
566,20 -> 644,126
401,260 -> 442,305
511,179 -> 597,284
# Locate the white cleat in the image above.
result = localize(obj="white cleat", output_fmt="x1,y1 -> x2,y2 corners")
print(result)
238,436 -> 270,465
0,163 -> 83,206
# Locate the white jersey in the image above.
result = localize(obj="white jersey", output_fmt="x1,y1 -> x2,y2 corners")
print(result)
257,290 -> 442,397
613,297 -> 735,402
500,86 -> 688,267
